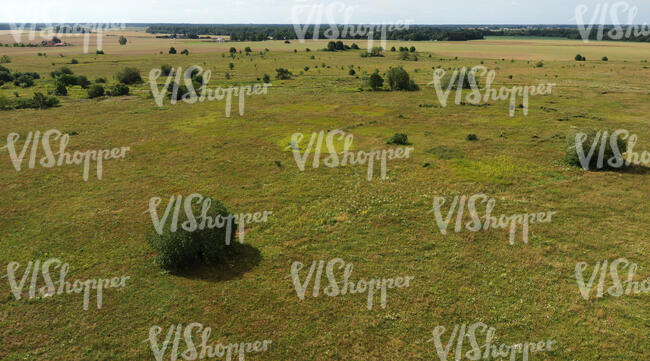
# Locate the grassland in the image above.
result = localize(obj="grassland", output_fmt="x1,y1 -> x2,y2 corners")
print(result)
0,31 -> 649,360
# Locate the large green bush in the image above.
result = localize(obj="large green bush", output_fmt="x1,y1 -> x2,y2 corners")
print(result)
145,197 -> 237,270
88,84 -> 105,98
386,66 -> 419,91
116,67 -> 142,85
565,129 -> 628,170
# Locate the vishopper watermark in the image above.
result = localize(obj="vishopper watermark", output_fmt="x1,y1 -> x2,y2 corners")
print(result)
149,66 -> 271,117
146,323 -> 272,361
429,194 -> 556,245
573,129 -> 650,170
428,66 -> 555,117
147,193 -> 272,244
289,258 -> 414,310
291,0 -> 412,51
9,22 -> 126,53
427,322 -> 556,361
573,2 -> 650,42
575,258 -> 649,299
2,129 -> 130,181
4,258 -> 130,310
290,130 -> 414,181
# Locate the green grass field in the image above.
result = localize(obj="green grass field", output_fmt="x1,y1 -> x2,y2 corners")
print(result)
0,33 -> 649,360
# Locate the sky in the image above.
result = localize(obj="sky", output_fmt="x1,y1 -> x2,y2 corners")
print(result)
2,0 -> 650,24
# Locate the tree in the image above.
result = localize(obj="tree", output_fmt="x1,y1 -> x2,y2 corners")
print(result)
368,71 -> 384,90
335,41 -> 345,51
119,36 -> 127,45
262,74 -> 271,83
180,49 -> 189,55
390,46 -> 396,52
602,56 -> 608,61
409,46 -> 416,53
245,47 -> 252,53
349,69 -> 356,76
575,54 -> 585,61
327,41 -> 337,51
351,43 -> 360,50
229,47 -> 237,54
229,62 -> 234,70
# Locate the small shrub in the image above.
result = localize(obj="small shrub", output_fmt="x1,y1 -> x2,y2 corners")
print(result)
96,50 -> 104,55
14,74 -> 35,88
349,69 -> 356,76
180,49 -> 189,56
95,77 -> 107,83
70,58 -> 79,64
88,85 -> 105,98
575,54 -> 586,61
161,64 -> 173,76
0,55 -> 11,63
169,47 -> 177,54
536,61 -> 544,68
602,56 -> 608,61
76,75 -> 91,89
387,133 -> 410,145
466,134 -> 479,141
262,74 -> 271,83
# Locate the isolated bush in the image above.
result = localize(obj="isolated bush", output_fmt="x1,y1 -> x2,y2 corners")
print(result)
565,129 -> 627,170
467,134 -> 479,141
284,40 -> 291,44
96,50 -> 104,55
536,61 -> 544,67
0,55 -> 11,63
368,71 -> 384,90
181,49 -> 189,55
349,69 -> 356,76
262,74 -> 271,83
229,47 -> 237,54
304,66 -> 310,72
391,46 -> 396,52
54,82 -> 68,96
108,83 -> 130,96
229,62 -> 234,70
88,84 -> 105,98
387,133 -> 410,145
602,56 -> 608,61
575,54 -> 586,61
275,68 -> 292,80
116,67 -> 142,85
145,197 -> 236,270
169,47 -> 177,54
410,46 -> 416,52
119,36 -> 127,45
95,77 -> 107,83
70,58 -> 79,64
351,43 -> 360,50
386,66 -> 418,91
245,46 -> 252,53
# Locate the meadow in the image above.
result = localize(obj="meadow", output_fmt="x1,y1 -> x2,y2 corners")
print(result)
0,29 -> 649,360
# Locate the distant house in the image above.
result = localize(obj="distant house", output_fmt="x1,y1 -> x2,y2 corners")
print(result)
215,37 -> 225,42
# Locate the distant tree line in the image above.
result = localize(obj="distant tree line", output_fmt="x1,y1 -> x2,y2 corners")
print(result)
145,24 -> 485,41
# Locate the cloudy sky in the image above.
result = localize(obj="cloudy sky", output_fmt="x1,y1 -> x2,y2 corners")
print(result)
2,0 -> 650,24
